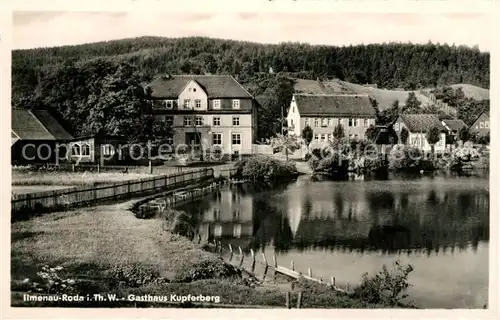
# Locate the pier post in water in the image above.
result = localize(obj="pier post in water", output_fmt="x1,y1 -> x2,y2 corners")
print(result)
273,254 -> 277,280
262,253 -> 268,266
238,246 -> 244,267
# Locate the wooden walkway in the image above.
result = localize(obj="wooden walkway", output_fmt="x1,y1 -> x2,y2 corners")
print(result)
211,241 -> 353,295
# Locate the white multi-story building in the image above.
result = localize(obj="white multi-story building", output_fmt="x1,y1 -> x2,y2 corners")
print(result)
147,75 -> 259,156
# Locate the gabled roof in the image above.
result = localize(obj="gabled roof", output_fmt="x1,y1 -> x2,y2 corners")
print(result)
147,75 -> 253,99
442,119 -> 468,132
471,111 -> 489,126
398,114 -> 447,133
293,94 -> 376,117
11,109 -> 73,141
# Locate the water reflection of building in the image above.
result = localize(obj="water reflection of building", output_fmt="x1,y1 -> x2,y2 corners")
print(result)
277,181 -> 489,253
198,186 -> 253,242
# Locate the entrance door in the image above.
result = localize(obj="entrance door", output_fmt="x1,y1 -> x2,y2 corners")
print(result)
185,132 -> 201,150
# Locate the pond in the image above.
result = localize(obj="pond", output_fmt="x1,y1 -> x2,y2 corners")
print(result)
177,171 -> 489,308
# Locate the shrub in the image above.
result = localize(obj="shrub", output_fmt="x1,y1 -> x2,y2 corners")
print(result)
173,258 -> 243,283
388,145 -> 434,172
233,155 -> 297,184
353,260 -> 414,306
105,263 -> 167,287
22,265 -> 78,294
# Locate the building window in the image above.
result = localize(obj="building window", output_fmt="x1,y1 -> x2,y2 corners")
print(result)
320,134 -> 326,142
290,119 -> 294,127
213,133 -> 222,145
165,100 -> 173,109
314,134 -> 319,141
213,117 -> 221,126
82,144 -> 90,156
184,116 -> 192,126
102,144 -> 114,156
364,119 -> 369,127
328,118 -> 334,127
233,209 -> 240,220
232,100 -> 240,109
214,224 -> 222,237
195,116 -> 204,126
321,118 -> 327,127
166,137 -> 173,146
213,209 -> 221,220
183,99 -> 190,109
327,134 -> 333,141
165,116 -> 174,126
305,118 -> 310,126
314,118 -> 319,127
233,224 -> 242,238
232,133 -> 241,145
195,99 -> 201,109
72,144 -> 81,156
193,88 -> 196,92
348,118 -> 354,127
232,117 -> 240,126
485,121 -> 489,129
213,100 -> 221,109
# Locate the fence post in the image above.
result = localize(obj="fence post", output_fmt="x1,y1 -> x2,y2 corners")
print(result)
308,268 -> 312,277
286,292 -> 291,309
218,241 -> 222,255
291,260 -> 295,271
228,244 -> 233,262
262,253 -> 268,266
297,292 -> 302,309
239,248 -> 244,267
250,249 -> 255,272
330,276 -> 335,287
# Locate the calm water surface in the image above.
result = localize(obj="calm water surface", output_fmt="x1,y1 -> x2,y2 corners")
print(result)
178,172 -> 489,308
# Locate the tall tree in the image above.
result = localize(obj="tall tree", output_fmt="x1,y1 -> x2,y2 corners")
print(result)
458,127 -> 470,143
333,124 -> 345,140
269,134 -> 301,161
400,127 -> 409,144
365,124 -> 378,142
426,126 -> 441,154
301,125 -> 314,153
403,92 -> 422,113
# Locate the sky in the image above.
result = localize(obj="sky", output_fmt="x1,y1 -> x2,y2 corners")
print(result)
12,11 -> 493,51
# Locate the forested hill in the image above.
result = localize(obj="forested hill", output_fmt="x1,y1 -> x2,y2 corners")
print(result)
11,36 -> 490,141
12,36 -> 489,97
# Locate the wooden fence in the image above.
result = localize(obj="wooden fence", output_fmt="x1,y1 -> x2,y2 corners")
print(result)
211,241 -> 352,296
11,168 -> 214,214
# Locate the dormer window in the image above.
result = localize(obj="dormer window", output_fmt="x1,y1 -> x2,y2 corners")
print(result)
213,100 -> 221,109
232,100 -> 240,109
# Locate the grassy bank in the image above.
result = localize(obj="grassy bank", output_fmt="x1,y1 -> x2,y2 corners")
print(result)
11,195 -> 414,308
11,171 -> 155,186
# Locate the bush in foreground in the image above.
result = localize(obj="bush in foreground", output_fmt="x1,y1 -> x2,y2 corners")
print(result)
353,260 -> 414,306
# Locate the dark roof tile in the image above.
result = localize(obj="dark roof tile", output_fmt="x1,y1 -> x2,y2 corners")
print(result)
11,109 -> 73,140
147,75 -> 253,99
442,119 -> 468,132
294,94 -> 376,117
398,114 -> 447,133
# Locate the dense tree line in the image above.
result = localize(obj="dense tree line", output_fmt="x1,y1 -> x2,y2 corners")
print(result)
12,36 -> 489,102
16,59 -> 170,143
12,37 -> 490,142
